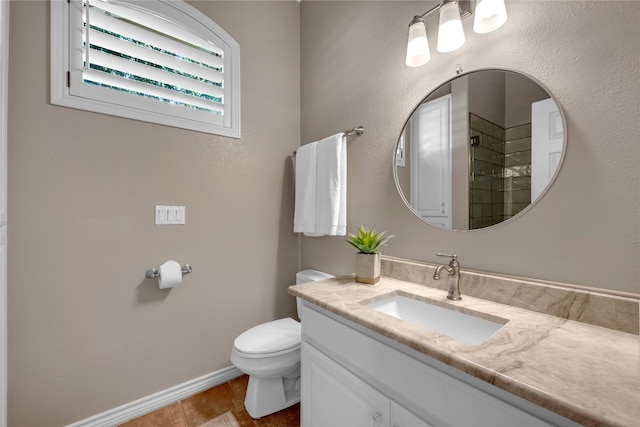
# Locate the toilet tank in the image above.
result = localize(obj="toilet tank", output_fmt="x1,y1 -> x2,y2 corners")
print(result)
295,269 -> 334,317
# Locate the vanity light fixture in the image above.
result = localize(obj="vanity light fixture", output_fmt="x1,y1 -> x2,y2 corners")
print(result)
474,0 -> 508,33
437,0 -> 466,53
406,0 -> 508,67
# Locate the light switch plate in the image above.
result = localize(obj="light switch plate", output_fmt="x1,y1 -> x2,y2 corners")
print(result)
155,205 -> 185,225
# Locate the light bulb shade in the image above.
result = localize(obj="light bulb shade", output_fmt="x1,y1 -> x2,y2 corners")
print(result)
473,0 -> 508,34
437,1 -> 465,53
406,17 -> 430,67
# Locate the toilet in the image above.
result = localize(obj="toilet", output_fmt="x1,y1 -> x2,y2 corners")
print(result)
230,269 -> 334,419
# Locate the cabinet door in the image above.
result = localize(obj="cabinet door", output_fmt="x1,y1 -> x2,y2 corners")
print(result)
302,343 -> 389,427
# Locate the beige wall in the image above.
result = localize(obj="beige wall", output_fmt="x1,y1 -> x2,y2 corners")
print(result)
8,1 -> 300,425
300,1 -> 640,295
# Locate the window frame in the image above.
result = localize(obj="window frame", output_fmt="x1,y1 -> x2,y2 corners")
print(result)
51,0 -> 241,138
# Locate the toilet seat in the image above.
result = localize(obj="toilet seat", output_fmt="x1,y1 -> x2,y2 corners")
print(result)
233,318 -> 301,358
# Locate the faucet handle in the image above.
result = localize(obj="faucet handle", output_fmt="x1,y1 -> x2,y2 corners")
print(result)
436,253 -> 457,261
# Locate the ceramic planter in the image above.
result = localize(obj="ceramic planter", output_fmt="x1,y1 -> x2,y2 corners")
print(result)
355,252 -> 381,284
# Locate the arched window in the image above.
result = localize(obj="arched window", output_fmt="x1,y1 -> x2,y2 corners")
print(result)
51,0 -> 240,138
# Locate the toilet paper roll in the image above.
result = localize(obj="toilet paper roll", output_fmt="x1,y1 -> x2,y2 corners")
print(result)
158,260 -> 182,289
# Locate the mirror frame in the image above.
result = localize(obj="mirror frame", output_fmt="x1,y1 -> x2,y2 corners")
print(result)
394,68 -> 567,232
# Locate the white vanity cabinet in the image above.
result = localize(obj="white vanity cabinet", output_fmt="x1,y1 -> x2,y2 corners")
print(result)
302,344 -> 391,426
300,302 -> 579,427
303,343 -> 432,426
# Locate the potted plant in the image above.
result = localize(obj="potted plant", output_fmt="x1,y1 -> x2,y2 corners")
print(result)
346,225 -> 394,284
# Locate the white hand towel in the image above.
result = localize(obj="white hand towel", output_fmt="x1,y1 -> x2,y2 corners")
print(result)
293,133 -> 347,237
293,141 -> 318,234
314,133 -> 347,236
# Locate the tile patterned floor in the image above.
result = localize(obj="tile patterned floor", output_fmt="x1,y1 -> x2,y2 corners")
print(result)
119,375 -> 300,427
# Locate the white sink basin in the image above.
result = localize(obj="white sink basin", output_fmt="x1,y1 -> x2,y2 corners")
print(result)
366,294 -> 506,346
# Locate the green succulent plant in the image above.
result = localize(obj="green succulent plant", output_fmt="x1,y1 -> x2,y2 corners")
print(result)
346,225 -> 394,254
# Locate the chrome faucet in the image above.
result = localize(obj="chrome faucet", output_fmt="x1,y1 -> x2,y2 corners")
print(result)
433,253 -> 461,301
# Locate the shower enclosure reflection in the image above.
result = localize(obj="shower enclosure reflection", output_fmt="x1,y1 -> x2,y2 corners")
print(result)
395,69 -> 565,231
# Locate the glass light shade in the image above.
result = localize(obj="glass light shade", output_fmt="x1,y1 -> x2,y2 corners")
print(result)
406,18 -> 430,67
437,1 -> 465,53
473,0 -> 508,34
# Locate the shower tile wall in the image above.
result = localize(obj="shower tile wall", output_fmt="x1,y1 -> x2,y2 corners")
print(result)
470,114 -> 504,229
469,114 -> 532,229
503,124 -> 532,219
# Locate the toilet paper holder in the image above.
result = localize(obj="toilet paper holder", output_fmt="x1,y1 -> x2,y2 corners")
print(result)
145,263 -> 192,279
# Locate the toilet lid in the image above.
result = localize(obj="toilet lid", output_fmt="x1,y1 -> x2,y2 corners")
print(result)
234,317 -> 301,355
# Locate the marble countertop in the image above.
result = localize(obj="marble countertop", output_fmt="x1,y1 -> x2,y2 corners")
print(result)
288,276 -> 640,427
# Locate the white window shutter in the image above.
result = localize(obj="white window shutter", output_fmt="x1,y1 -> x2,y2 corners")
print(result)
51,0 -> 240,138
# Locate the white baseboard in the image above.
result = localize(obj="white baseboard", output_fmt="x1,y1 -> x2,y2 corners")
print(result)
67,366 -> 243,427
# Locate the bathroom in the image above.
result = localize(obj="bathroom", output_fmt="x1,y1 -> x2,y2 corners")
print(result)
2,0 -> 639,426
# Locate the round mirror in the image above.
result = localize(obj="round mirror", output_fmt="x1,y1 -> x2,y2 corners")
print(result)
394,69 -> 566,231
